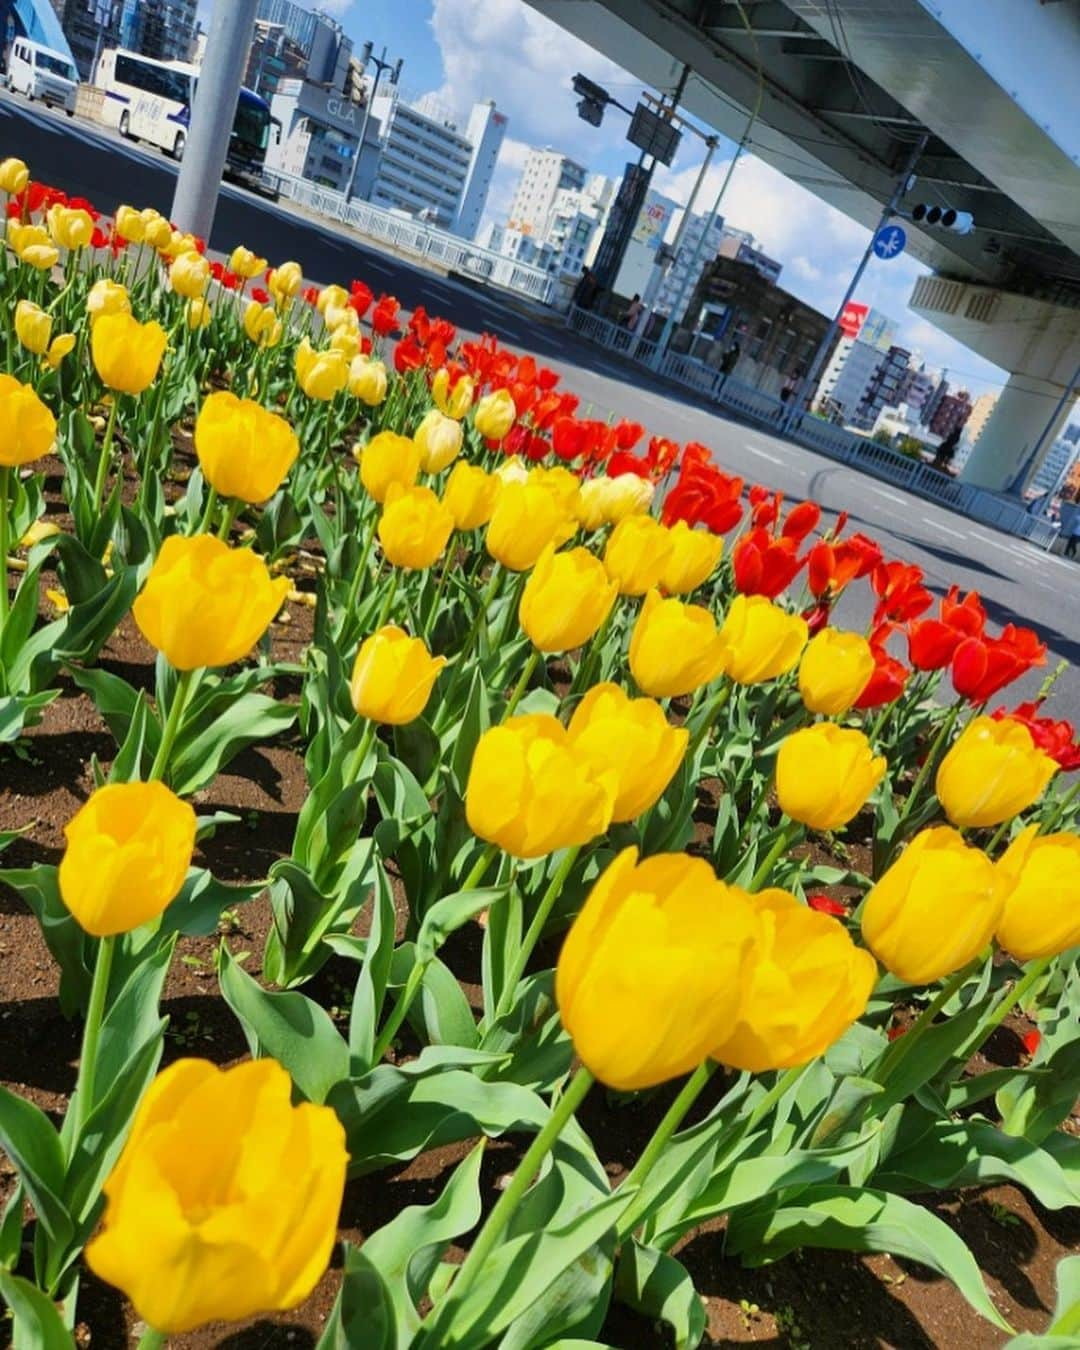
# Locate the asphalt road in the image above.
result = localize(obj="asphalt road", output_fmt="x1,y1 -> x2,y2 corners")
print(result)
3,91 -> 1078,721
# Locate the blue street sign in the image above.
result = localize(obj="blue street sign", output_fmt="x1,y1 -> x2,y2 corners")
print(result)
872,224 -> 907,260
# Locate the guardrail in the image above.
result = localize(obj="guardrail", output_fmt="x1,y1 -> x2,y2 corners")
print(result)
268,171 -> 558,306
565,305 -> 1058,551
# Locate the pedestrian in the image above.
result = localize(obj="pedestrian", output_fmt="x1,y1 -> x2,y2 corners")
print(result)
715,340 -> 741,400
623,293 -> 644,330
1065,513 -> 1080,559
572,266 -> 597,312
933,426 -> 961,471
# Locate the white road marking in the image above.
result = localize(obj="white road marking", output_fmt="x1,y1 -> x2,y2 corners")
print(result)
871,486 -> 906,506
921,517 -> 967,541
745,444 -> 784,465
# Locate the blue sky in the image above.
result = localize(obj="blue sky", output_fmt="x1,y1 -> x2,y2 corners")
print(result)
221,0 -> 1034,403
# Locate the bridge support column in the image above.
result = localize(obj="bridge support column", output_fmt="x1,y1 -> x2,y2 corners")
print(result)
961,371 -> 1077,491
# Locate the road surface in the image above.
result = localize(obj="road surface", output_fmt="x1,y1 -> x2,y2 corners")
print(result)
2,90 -> 1077,720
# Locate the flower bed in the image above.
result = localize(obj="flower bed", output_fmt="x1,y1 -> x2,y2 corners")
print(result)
0,158 -> 1077,1349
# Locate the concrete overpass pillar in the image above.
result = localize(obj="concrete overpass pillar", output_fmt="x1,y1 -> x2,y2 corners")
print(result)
961,371 -> 1077,490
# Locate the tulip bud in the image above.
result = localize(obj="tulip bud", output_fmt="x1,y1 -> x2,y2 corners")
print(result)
577,474 -> 653,531
444,461 -> 500,531
113,204 -> 145,243
567,682 -> 688,821
710,889 -> 877,1071
777,724 -> 885,831
350,625 -> 447,725
378,483 -> 454,571
331,327 -> 361,359
46,204 -> 93,251
0,158 -> 29,195
133,535 -> 289,670
474,388 -> 516,440
935,716 -> 1058,829
357,430 -> 420,503
348,355 -> 388,406
798,628 -> 875,715
294,337 -> 348,401
170,250 -> 210,299
86,1058 -> 347,1334
718,594 -> 808,685
0,374 -> 56,466
316,283 -> 349,315
8,221 -> 58,270
415,408 -> 464,474
603,514 -> 674,596
519,544 -> 617,653
186,297 -> 212,329
14,299 -> 52,355
92,312 -> 167,396
995,825 -> 1080,961
196,391 -> 298,505
229,244 -> 268,279
432,367 -> 474,419
556,847 -> 758,1090
861,826 -> 1003,983
87,278 -> 131,324
45,333 -> 76,369
660,520 -> 724,595
486,481 -> 576,573
58,782 -> 196,936
494,455 -> 528,486
140,209 -> 173,250
629,589 -> 728,699
466,714 -> 616,858
269,259 -> 303,303
242,300 -> 282,348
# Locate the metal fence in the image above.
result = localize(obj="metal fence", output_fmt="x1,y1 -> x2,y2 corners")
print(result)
565,306 -> 1059,550
269,171 -> 558,306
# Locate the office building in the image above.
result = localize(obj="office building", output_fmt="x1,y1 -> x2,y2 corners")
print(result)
508,148 -> 587,236
1031,436 -> 1079,496
927,388 -> 973,440
1062,423 -> 1080,446
717,234 -> 783,285
267,77 -> 375,194
365,89 -> 474,228
454,101 -> 508,240
245,0 -> 351,101
853,345 -> 912,430
895,363 -> 938,418
644,210 -> 726,319
63,0 -> 198,78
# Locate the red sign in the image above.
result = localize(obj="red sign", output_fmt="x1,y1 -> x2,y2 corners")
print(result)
839,301 -> 869,339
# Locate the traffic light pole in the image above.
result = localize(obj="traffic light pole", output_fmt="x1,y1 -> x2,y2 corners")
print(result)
344,48 -> 402,205
778,133 -> 927,436
171,0 -> 259,242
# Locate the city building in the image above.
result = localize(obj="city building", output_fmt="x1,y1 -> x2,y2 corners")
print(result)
895,363 -> 939,419
507,148 -> 587,237
266,77 -> 375,194
1062,422 -> 1080,446
717,233 -> 783,285
365,89 -> 474,228
1031,435 -> 1080,496
62,0 -> 197,79
643,209 -> 727,320
814,307 -> 900,420
853,345 -> 912,430
245,0 -> 351,101
453,100 -> 507,240
927,388 -> 973,439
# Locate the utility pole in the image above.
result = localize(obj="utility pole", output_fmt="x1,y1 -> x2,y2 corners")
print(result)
1008,359 -> 1080,502
343,45 -> 403,205
170,0 -> 258,242
779,133 -> 927,436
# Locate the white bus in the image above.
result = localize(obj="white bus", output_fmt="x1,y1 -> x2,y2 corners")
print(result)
93,47 -> 273,182
7,38 -> 77,115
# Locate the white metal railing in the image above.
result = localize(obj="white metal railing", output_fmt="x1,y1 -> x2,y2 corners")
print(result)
269,170 -> 558,306
565,304 -> 1059,550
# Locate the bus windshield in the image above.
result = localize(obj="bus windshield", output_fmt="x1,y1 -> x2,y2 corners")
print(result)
35,52 -> 76,80
233,98 -> 270,154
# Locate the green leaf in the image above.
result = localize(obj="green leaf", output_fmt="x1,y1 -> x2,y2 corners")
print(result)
1048,1254 -> 1080,1335
447,669 -> 491,797
997,1040 -> 1080,1145
416,886 -> 508,966
0,1086 -> 73,1255
169,692 -> 297,795
349,859 -> 397,1072
0,1270 -> 75,1349
394,716 -> 441,788
317,1243 -> 400,1350
481,880 -> 522,1024
727,1184 -> 1012,1331
0,1182 -> 23,1270
159,868 -> 263,939
614,1241 -> 706,1350
418,956 -> 480,1050
0,691 -> 60,742
218,945 -> 348,1103
0,865 -> 93,1017
65,665 -> 142,748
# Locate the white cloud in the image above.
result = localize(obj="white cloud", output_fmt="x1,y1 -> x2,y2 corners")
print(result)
790,255 -> 823,283
317,0 -> 356,14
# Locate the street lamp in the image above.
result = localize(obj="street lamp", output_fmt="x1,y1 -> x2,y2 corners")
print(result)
343,43 -> 403,205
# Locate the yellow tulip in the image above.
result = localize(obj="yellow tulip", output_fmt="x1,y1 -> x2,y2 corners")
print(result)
528,465 -> 581,520
58,782 -> 196,936
415,408 -> 463,474
113,205 -> 145,243
862,826 -> 1003,983
0,158 -> 29,194
378,483 -> 454,570
936,716 -> 1058,829
350,625 -> 447,725
628,588 -> 728,699
432,367 -> 474,419
195,391 -> 298,505
710,889 -> 877,1072
466,714 -> 617,858
0,374 -> 56,465
161,229 -> 200,259
603,515 -> 674,596
348,355 -> 388,406
518,543 -> 617,653
269,259 -> 303,304
331,327 -> 361,359
229,244 -> 268,279
324,301 -> 358,335
777,724 -> 885,831
556,847 -> 758,1091
87,277 -> 131,323
316,283 -> 349,315
46,203 -> 93,250
294,337 -> 348,401
493,455 -> 528,486
86,1058 -> 347,1334
474,388 -> 516,440
186,297 -> 212,330
567,682 -> 688,822
242,300 -> 282,348
718,594 -> 808,685
485,481 -> 575,572
576,473 -> 653,531
132,534 -> 289,671
7,221 -> 58,270
660,520 -> 724,595
45,333 -> 76,369
169,250 -> 210,299
357,430 -> 420,504
140,210 -> 173,251
14,299 -> 51,355
994,825 -> 1080,961
444,461 -> 500,530
91,312 -> 167,396
798,628 -> 875,715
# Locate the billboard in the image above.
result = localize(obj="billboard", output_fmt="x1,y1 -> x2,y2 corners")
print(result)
839,301 -> 869,339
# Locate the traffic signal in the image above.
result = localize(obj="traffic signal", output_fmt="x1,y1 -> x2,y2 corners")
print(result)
573,73 -> 609,127
911,203 -> 975,235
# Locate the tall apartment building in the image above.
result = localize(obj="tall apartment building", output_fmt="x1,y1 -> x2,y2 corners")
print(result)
508,148 -> 587,236
927,389 -> 973,440
367,90 -> 474,229
1031,436 -> 1079,496
62,0 -> 196,78
454,101 -> 508,240
245,0 -> 351,100
815,308 -> 900,419
854,345 -> 912,430
644,209 -> 727,319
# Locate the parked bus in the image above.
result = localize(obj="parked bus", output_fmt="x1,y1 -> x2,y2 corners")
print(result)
7,38 -> 77,115
92,47 -> 274,186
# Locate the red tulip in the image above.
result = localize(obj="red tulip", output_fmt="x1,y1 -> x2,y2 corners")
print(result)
1021,1029 -> 1041,1057
614,419 -> 644,450
871,561 -> 933,626
782,500 -> 822,544
807,894 -> 848,917
950,624 -> 1046,703
349,280 -> 374,317
371,295 -> 401,336
393,335 -> 423,372
940,585 -> 985,638
907,618 -> 964,671
250,286 -> 270,304
991,701 -> 1080,771
732,527 -> 803,598
807,533 -> 882,600
854,626 -> 909,709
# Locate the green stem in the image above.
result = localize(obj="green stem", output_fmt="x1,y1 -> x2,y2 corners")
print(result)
899,698 -> 962,826
428,1066 -> 594,1334
568,601 -> 618,699
876,956 -> 982,1086
217,497 -> 241,542
689,682 -> 732,757
149,668 -> 196,783
1041,779 -> 1080,836
616,1060 -> 716,1237
371,959 -> 426,1063
745,1062 -> 810,1130
493,844 -> 581,1023
373,567 -> 399,631
985,818 -> 1012,857
978,955 -> 1053,1041
196,483 -> 218,535
737,769 -> 775,846
423,550 -> 451,640
344,504 -> 379,617
460,841 -> 498,892
0,465 -> 9,631
504,648 -> 541,718
70,934 -> 115,1144
343,718 -> 377,787
92,397 -> 119,513
747,820 -> 796,892
136,1329 -> 166,1350
489,569 -> 526,656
